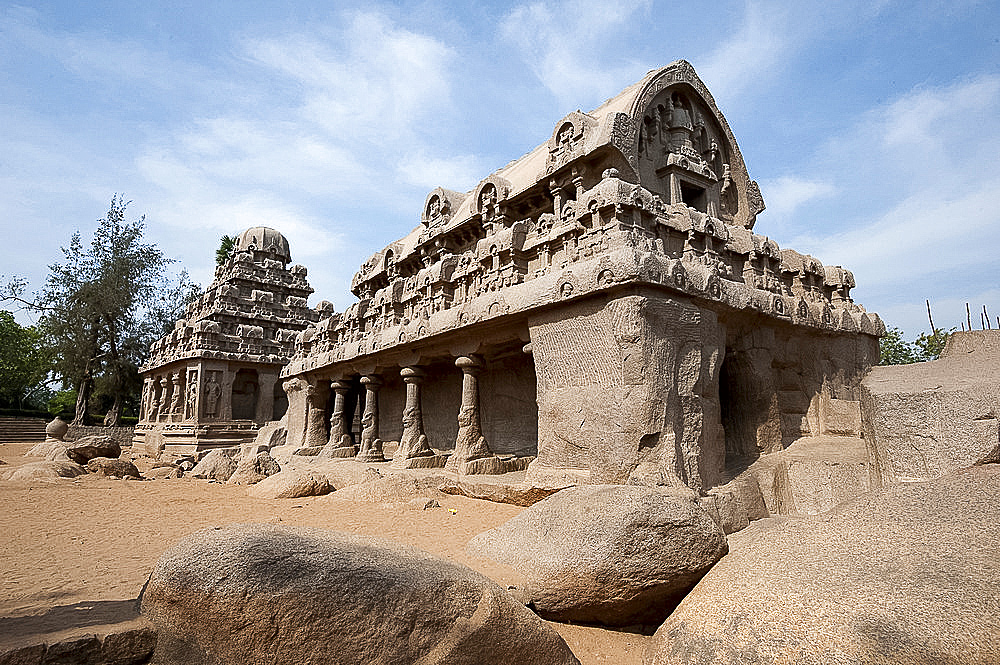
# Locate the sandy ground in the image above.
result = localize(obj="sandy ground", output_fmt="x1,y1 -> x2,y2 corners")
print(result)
0,442 -> 649,663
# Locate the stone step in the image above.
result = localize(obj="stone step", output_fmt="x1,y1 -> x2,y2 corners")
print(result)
702,435 -> 871,534
0,417 -> 47,442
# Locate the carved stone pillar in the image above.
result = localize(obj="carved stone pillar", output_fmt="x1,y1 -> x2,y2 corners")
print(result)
319,380 -> 358,458
446,355 -> 493,471
356,375 -> 385,462
157,376 -> 169,422
328,380 -> 353,447
170,373 -> 183,422
392,366 -> 439,468
303,380 -> 330,449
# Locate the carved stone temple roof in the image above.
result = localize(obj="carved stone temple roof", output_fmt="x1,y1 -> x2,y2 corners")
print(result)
282,61 -> 883,377
142,227 -> 324,372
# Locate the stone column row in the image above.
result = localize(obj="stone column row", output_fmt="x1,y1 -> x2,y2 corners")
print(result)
310,355 -> 503,472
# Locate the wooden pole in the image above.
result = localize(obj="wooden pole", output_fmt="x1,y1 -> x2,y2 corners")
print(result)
967,303 -> 973,330
926,299 -> 935,332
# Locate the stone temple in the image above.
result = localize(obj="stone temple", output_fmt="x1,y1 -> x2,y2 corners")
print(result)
135,227 -> 327,454
277,60 -> 885,494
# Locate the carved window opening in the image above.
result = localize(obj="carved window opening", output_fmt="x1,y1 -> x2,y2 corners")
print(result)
680,181 -> 707,213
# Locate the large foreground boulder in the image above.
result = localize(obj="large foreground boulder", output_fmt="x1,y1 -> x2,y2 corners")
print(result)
189,449 -> 236,482
647,465 -> 1000,665
140,524 -> 580,665
66,435 -> 121,464
467,484 -> 728,626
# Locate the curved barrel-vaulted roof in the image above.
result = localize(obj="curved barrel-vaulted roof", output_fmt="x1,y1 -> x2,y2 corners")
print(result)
351,61 -> 766,294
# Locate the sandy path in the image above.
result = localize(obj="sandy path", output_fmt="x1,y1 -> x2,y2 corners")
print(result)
0,442 -> 648,663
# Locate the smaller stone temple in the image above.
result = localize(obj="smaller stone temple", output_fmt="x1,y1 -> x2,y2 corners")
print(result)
134,227 -> 325,454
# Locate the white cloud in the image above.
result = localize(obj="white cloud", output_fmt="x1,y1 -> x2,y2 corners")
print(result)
395,152 -> 481,191
756,176 -> 836,229
783,74 -> 1000,334
697,3 -> 791,99
500,0 -> 651,105
245,11 -> 455,143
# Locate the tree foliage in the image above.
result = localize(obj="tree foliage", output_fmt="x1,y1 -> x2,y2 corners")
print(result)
879,326 -> 954,365
0,311 -> 53,409
216,234 -> 237,267
4,195 -> 200,425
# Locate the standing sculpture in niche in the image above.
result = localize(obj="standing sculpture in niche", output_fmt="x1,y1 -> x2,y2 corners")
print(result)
204,375 -> 221,418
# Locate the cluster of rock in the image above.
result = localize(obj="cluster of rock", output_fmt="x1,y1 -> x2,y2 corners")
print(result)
2,422 -> 140,482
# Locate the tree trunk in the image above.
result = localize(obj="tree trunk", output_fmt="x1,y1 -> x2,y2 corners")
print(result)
74,375 -> 92,425
104,393 -> 122,427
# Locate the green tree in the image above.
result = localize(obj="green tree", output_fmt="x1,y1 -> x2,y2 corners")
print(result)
879,325 -> 954,365
216,234 -> 237,267
0,311 -> 53,409
879,327 -> 918,365
4,195 -> 200,425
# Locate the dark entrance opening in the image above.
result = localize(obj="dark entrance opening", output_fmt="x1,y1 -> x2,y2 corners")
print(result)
232,369 -> 259,421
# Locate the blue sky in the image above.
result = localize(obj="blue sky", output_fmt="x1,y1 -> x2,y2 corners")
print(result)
2,0 -> 998,337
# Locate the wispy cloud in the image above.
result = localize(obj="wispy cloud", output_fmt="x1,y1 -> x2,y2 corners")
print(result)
756,176 -> 836,231
500,0 -> 651,106
786,74 -> 1000,333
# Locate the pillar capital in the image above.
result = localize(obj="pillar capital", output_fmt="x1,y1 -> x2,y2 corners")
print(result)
360,374 -> 383,389
455,354 -> 485,374
400,366 -> 426,383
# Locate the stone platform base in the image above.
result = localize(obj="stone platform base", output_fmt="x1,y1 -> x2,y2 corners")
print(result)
394,453 -> 448,469
319,445 -> 359,459
133,422 -> 260,458
459,455 -> 535,476
702,435 -> 872,534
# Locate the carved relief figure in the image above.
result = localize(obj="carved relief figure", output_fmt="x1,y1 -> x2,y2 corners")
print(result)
185,370 -> 199,420
204,374 -> 221,418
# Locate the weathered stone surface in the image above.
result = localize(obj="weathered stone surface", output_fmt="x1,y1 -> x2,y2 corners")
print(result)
140,524 -> 580,665
702,435 -> 872,534
325,473 -> 451,503
99,626 -> 157,664
467,484 -> 728,626
146,465 -> 183,480
646,465 -> 1000,665
439,477 -> 567,506
226,451 -> 280,486
0,644 -> 45,664
247,469 -> 331,499
44,417 -> 69,442
40,634 -> 101,663
189,450 -> 236,482
2,461 -> 86,481
65,436 -> 121,465
286,458 -> 382,489
25,441 -> 66,459
862,330 -> 1000,485
86,457 -> 142,479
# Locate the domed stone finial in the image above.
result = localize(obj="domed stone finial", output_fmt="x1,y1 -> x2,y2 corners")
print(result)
234,227 -> 292,264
